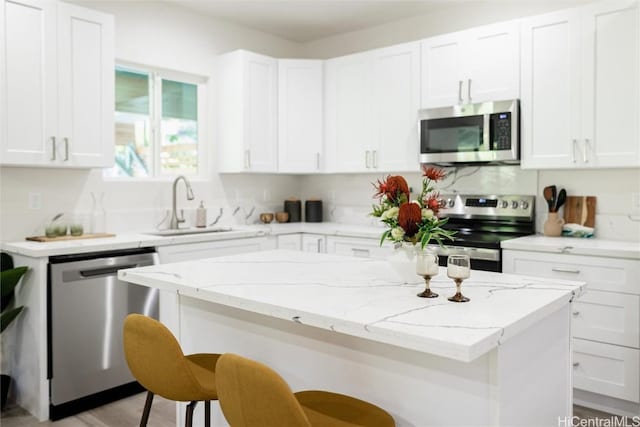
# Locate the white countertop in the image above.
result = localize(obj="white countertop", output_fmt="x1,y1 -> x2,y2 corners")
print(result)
501,235 -> 640,260
0,222 -> 385,258
119,250 -> 584,363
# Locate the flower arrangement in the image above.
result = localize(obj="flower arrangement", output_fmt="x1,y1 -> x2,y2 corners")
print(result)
371,166 -> 455,249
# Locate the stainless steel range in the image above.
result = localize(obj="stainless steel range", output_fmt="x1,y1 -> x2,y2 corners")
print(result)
429,194 -> 536,272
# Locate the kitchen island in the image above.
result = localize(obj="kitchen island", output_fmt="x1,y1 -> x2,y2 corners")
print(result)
119,250 -> 585,427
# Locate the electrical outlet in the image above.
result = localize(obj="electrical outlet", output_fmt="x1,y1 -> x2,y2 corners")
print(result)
28,192 -> 42,210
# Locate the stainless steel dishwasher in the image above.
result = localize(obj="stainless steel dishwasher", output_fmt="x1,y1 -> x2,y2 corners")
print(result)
48,248 -> 158,420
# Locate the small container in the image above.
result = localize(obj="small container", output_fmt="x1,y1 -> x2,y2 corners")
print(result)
305,200 -> 323,223
275,212 -> 289,223
259,213 -> 274,223
196,201 -> 207,228
284,199 -> 301,223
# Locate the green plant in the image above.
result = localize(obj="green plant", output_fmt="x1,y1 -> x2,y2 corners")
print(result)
1,253 -> 27,334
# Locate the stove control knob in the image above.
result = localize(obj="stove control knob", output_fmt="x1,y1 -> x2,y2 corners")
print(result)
438,199 -> 446,208
447,198 -> 455,208
499,200 -> 509,209
511,201 -> 519,209
521,200 -> 530,209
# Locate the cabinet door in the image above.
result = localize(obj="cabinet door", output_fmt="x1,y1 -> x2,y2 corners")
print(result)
244,52 -> 277,172
57,2 -> 114,168
324,52 -> 373,172
278,60 -> 323,173
520,9 -> 582,169
372,42 -> 420,172
302,234 -> 325,253
581,0 -> 640,167
0,0 -> 57,166
466,21 -> 520,104
573,339 -> 640,403
420,32 -> 464,108
277,234 -> 302,251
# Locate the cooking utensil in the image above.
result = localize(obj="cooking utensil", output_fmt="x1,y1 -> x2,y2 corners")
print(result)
550,185 -> 557,212
555,189 -> 567,212
543,186 -> 554,212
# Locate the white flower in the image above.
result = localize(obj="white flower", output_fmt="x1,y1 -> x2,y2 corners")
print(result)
391,227 -> 405,240
382,206 -> 399,220
421,208 -> 434,219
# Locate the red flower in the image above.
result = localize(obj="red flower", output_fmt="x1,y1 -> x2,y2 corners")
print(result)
398,202 -> 422,237
373,175 -> 410,204
424,193 -> 441,215
422,166 -> 447,182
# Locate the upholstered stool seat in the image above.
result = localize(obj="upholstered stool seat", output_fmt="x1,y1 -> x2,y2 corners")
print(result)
123,314 -> 220,427
215,353 -> 395,427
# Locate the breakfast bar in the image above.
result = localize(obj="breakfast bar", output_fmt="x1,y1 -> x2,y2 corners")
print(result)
119,250 -> 585,427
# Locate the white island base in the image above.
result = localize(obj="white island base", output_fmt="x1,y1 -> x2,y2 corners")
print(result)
119,251 -> 582,427
174,296 -> 571,427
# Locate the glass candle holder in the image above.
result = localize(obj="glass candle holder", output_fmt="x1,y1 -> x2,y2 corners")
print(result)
447,254 -> 471,303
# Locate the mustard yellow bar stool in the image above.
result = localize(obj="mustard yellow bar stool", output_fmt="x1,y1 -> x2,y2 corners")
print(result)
123,314 -> 220,427
215,353 -> 395,427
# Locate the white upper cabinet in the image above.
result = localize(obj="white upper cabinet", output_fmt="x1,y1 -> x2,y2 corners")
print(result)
217,50 -> 278,173
325,42 -> 420,173
421,21 -> 520,108
278,59 -> 323,173
324,51 -> 373,172
0,0 -> 113,168
521,0 -> 639,169
372,42 -> 421,172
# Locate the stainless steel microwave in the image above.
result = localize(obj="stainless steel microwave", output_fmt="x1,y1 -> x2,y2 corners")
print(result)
419,99 -> 519,165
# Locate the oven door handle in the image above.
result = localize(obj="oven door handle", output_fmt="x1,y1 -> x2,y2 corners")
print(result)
432,246 -> 500,262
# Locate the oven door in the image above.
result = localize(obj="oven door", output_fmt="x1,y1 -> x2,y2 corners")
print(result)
428,245 -> 501,272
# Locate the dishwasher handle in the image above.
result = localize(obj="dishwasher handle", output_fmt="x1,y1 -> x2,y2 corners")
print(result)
79,264 -> 138,278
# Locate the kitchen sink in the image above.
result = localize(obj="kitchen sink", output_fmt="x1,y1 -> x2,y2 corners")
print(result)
146,227 -> 233,236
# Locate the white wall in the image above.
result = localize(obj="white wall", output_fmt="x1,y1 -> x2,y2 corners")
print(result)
0,1 -> 303,241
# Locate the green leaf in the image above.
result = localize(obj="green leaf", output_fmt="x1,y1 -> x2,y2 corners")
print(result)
379,229 -> 391,247
1,267 -> 27,299
0,253 -> 14,272
1,306 -> 23,333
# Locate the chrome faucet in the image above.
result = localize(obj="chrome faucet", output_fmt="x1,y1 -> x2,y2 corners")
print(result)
169,175 -> 195,229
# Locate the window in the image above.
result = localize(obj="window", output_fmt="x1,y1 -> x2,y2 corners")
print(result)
106,65 -> 205,178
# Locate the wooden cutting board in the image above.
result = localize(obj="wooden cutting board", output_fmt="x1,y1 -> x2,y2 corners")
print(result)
26,233 -> 115,242
563,196 -> 596,227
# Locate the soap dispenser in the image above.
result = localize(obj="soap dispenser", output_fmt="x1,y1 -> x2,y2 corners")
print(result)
196,201 -> 207,228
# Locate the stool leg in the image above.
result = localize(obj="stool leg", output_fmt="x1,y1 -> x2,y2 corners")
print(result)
204,400 -> 211,427
185,401 -> 197,427
140,391 -> 154,427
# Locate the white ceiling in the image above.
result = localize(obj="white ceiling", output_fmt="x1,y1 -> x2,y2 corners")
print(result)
162,1 -> 460,43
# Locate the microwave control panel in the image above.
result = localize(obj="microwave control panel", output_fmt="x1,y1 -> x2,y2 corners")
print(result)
490,112 -> 512,150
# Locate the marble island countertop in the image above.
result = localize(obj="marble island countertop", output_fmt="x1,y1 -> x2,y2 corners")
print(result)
119,250 -> 585,362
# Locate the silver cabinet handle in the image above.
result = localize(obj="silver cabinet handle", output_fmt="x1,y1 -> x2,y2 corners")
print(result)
50,136 -> 56,161
552,267 -> 580,274
64,137 -> 69,161
244,149 -> 251,169
352,248 -> 370,257
458,80 -> 463,103
316,152 -> 320,170
573,362 -> 580,367
572,311 -> 580,316
584,138 -> 590,163
467,78 -> 472,102
572,139 -> 578,163
365,151 -> 371,168
372,150 -> 378,168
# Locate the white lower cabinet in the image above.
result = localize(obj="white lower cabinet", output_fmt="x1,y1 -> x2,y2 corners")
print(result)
157,237 -> 276,263
503,249 -> 640,411
325,236 -> 392,260
277,234 -> 302,251
301,234 -> 325,253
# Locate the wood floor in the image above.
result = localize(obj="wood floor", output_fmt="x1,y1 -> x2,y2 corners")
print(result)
0,396 -> 628,426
